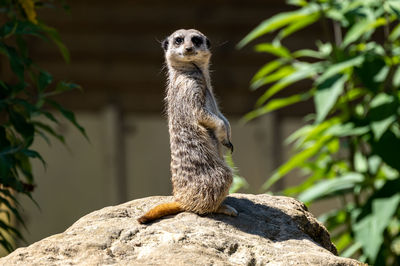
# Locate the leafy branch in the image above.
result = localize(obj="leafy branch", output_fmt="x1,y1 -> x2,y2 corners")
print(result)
0,0 -> 85,252
240,0 -> 400,264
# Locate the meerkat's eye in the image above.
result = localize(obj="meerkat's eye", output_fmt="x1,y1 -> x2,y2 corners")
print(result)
191,36 -> 203,47
174,37 -> 183,45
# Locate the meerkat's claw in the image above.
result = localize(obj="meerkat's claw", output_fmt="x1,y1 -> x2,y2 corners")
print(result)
222,141 -> 234,153
215,204 -> 238,217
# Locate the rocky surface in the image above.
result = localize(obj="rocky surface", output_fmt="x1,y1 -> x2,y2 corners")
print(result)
0,194 -> 363,265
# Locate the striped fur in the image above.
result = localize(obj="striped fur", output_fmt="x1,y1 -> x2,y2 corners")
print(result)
138,29 -> 236,224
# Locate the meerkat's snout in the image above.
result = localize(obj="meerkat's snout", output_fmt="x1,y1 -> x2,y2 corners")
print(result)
184,46 -> 194,53
183,44 -> 196,56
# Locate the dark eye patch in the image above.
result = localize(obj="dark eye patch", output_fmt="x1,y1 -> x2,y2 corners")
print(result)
175,37 -> 183,45
191,36 -> 203,47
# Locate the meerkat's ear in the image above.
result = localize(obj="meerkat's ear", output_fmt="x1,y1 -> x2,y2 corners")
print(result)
162,38 -> 169,51
206,38 -> 211,49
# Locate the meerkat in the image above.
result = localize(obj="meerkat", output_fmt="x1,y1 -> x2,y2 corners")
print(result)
137,29 -> 237,224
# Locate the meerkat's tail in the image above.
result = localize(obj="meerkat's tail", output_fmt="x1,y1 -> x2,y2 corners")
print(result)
137,201 -> 183,224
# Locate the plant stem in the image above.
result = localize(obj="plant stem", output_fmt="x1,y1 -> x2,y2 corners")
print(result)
384,11 -> 390,40
340,196 -> 354,237
382,1 -> 396,93
318,3 -> 334,44
333,21 -> 342,46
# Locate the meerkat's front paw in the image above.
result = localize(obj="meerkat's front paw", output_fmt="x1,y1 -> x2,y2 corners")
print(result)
215,121 -> 233,153
222,140 -> 234,153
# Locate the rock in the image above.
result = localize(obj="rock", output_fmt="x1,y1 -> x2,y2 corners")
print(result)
0,193 -> 363,265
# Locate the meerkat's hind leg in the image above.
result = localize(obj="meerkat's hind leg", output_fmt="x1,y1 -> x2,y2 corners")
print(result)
215,203 -> 238,217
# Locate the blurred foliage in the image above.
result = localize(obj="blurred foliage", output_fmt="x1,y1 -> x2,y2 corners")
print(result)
225,152 -> 249,193
0,0 -> 84,253
239,0 -> 400,264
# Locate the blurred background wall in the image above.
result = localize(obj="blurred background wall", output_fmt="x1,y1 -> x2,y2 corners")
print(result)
18,0 -> 330,246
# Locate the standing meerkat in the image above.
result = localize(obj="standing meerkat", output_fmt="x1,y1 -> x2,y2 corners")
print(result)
138,29 -> 238,224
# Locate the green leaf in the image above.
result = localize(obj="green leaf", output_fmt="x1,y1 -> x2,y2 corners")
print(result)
298,173 -> 364,203
276,12 -> 320,40
12,99 -> 40,115
354,193 -> 400,262
13,21 -> 46,39
37,71 -> 53,92
318,207 -> 348,226
0,21 -> 17,38
326,8 -> 346,23
237,5 -> 319,48
372,130 -> 400,171
41,110 -> 59,124
0,197 -> 24,231
226,152 -> 248,193
316,56 -> 364,85
371,115 -> 396,140
286,118 -> 340,147
334,232 -> 353,253
386,0 -> 400,17
358,178 -> 400,221
284,167 -> 328,197
341,242 -> 363,258
355,53 -> 386,92
0,126 -> 11,149
0,43 -> 25,82
393,65 -> 400,87
343,22 -> 367,47
39,23 -> 70,63
292,49 -> 324,59
243,93 -> 311,121
354,151 -> 368,173
251,65 -> 294,91
254,43 -> 291,58
373,65 -> 389,83
314,74 -> 347,123
316,42 -> 332,57
389,23 -> 400,42
47,100 -> 88,140
287,0 -> 308,6
15,153 -> 33,182
262,135 -> 332,191
261,93 -> 311,113
0,218 -> 24,240
9,109 -> 34,143
342,17 -> 386,47
33,121 -> 65,144
326,122 -> 370,137
256,63 -> 320,106
337,88 -> 364,106
367,93 -> 398,140
251,60 -> 285,85
20,149 -> 46,168
368,155 -> 382,175
55,81 -> 81,94
285,124 -> 314,146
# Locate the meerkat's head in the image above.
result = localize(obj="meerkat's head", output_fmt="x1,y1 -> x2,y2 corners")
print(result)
162,29 -> 211,71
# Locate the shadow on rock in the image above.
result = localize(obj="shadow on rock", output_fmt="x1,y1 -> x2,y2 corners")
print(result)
208,196 -> 336,254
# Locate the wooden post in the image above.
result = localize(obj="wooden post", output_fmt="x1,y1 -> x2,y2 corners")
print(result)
102,103 -> 128,204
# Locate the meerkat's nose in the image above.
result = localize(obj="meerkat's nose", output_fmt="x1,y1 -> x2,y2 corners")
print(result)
185,46 -> 193,52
